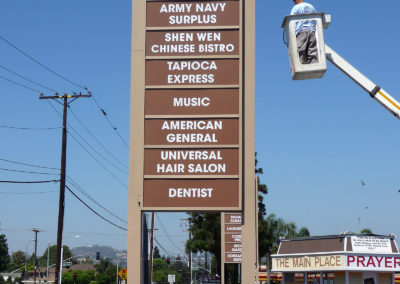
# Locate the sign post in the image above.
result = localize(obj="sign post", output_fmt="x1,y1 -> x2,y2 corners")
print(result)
128,0 -> 256,283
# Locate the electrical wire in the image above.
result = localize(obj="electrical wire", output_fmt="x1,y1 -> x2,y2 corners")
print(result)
0,190 -> 57,195
0,157 -> 59,171
90,95 -> 129,148
0,34 -> 85,90
67,176 -> 127,224
68,107 -> 128,170
68,126 -> 128,175
0,180 -> 59,184
0,74 -> 43,93
65,184 -> 127,231
156,214 -> 186,253
48,99 -> 129,174
0,124 -> 60,130
0,34 -> 127,150
153,237 -> 187,260
0,167 -> 58,176
46,100 -> 128,189
0,64 -> 58,93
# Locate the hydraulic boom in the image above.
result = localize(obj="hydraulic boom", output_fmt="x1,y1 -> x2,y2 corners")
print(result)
325,44 -> 400,120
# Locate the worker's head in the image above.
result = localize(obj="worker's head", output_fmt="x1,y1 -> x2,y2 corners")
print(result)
293,0 -> 304,4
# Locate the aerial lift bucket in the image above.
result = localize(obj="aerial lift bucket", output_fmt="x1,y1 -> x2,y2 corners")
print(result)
282,12 -> 331,80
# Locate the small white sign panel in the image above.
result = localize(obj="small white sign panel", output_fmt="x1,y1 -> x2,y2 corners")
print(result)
351,236 -> 392,253
168,274 -> 176,283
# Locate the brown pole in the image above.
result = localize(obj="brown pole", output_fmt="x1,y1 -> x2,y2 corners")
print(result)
188,228 -> 192,283
54,95 -> 68,284
33,229 -> 39,284
148,212 -> 155,283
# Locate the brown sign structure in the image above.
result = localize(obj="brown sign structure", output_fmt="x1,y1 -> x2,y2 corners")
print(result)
146,30 -> 239,57
141,0 -> 242,210
145,59 -> 239,86
143,179 -> 239,207
224,213 -> 242,263
146,1 -> 240,28
144,119 -> 239,146
144,149 -> 239,176
145,89 -> 239,116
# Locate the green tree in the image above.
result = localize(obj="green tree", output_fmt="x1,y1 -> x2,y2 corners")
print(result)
255,152 -> 268,218
186,213 -> 221,272
259,213 -> 310,266
360,228 -> 373,234
7,250 -> 26,272
94,258 -> 116,284
38,245 -> 75,268
0,234 -> 10,272
153,246 -> 161,259
62,270 -> 95,284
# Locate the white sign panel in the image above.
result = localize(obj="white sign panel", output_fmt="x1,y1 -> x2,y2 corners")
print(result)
346,255 -> 400,271
351,236 -> 392,253
168,274 -> 176,283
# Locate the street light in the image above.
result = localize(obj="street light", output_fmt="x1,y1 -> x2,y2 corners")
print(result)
46,235 -> 80,284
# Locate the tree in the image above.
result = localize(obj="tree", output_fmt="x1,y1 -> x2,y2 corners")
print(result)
0,234 -> 10,272
186,213 -> 221,272
94,258 -> 116,284
62,270 -> 95,284
7,251 -> 26,272
153,246 -> 161,259
38,245 -> 75,268
255,152 -> 268,218
360,228 -> 373,234
258,213 -> 310,266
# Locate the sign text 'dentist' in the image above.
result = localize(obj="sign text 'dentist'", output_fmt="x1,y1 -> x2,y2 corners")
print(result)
143,179 -> 239,207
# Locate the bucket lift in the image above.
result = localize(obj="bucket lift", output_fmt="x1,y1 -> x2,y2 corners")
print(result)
282,13 -> 400,120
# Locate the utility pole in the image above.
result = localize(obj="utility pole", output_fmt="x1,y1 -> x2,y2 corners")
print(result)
33,228 -> 40,284
148,212 -> 155,283
181,218 -> 192,283
189,228 -> 192,284
39,92 -> 91,284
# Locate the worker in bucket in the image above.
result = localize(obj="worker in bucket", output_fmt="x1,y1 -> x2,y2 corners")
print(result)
291,0 -> 318,64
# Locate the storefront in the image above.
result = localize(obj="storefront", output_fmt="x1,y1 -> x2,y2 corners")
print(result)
272,234 -> 400,284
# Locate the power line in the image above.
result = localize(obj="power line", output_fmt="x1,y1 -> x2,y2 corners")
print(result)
0,167 -> 58,176
0,64 -> 58,93
0,157 -> 59,171
156,214 -> 186,253
46,101 -> 129,187
0,74 -> 43,93
90,95 -> 129,148
68,107 -> 128,170
0,190 -> 57,195
0,34 -> 85,90
65,184 -> 127,232
0,124 -> 60,130
67,176 -> 127,224
0,180 -> 59,184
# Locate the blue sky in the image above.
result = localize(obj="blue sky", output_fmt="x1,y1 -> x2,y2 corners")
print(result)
0,0 -> 399,258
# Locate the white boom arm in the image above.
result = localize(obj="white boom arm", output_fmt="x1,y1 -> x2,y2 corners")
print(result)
325,44 -> 400,119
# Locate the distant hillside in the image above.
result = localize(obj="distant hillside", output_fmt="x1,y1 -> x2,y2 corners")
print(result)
71,245 -> 127,261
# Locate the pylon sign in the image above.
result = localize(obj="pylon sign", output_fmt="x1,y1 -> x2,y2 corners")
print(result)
118,267 -> 127,280
130,0 -> 245,212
